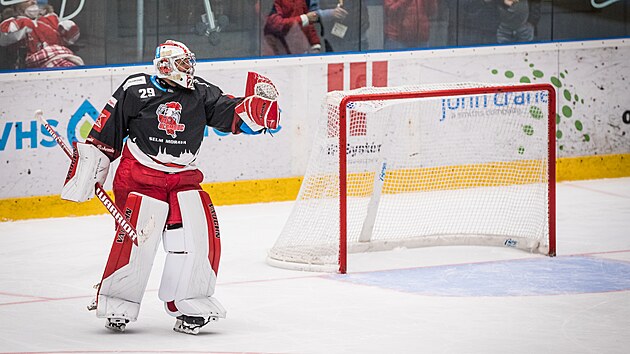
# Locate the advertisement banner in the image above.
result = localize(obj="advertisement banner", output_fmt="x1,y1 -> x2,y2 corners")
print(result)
0,39 -> 628,199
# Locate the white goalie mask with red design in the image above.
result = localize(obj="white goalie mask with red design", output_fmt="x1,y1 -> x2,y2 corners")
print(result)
153,40 -> 197,89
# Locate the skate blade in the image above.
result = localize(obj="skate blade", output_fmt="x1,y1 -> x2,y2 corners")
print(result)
105,318 -> 128,332
173,319 -> 201,335
105,323 -> 126,332
173,325 -> 199,335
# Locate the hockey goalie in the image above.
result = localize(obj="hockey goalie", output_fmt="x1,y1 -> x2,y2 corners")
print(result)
60,40 -> 279,334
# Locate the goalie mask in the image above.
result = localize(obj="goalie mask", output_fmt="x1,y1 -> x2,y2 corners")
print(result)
154,40 -> 197,90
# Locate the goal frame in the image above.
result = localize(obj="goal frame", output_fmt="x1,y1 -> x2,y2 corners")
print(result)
336,84 -> 557,274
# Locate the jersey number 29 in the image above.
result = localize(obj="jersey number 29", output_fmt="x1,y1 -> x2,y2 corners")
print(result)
139,88 -> 156,98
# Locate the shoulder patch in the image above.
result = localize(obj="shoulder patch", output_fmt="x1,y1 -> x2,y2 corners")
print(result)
123,76 -> 147,91
107,96 -> 118,108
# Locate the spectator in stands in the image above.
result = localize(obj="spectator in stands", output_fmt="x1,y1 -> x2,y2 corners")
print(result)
263,0 -> 321,55
446,0 -> 499,46
493,0 -> 541,44
312,0 -> 370,53
383,0 -> 438,50
0,0 -> 82,69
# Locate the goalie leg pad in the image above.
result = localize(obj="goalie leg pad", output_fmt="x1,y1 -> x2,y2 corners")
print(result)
96,192 -> 169,322
158,190 -> 226,319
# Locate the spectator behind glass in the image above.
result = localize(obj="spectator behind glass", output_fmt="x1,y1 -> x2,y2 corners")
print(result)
383,0 -> 437,50
0,0 -> 82,69
447,0 -> 499,46
493,0 -> 541,44
263,0 -> 321,55
313,0 -> 370,53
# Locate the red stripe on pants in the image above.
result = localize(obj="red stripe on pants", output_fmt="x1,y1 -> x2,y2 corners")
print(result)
199,191 -> 221,275
101,193 -> 142,281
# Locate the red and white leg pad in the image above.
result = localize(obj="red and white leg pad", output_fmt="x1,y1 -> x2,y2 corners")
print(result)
96,192 -> 169,322
158,190 -> 226,319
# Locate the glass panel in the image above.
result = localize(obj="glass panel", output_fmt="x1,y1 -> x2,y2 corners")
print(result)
103,0 -> 157,65
60,0 -> 106,66
312,0 -> 371,53
261,0 -> 315,55
0,0 -> 628,71
155,0 -> 261,61
0,0 -> 101,69
382,0 -> 439,50
551,0 -> 629,40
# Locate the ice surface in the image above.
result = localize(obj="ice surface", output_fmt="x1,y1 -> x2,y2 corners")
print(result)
0,178 -> 629,354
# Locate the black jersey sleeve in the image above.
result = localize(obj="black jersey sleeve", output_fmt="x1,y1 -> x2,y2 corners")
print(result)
86,74 -> 145,161
196,77 -> 245,134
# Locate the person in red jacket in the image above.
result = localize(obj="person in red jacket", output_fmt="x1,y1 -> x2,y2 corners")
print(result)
383,0 -> 437,50
263,0 -> 321,55
0,0 -> 82,69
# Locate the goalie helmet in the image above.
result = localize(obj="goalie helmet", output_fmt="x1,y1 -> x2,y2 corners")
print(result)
153,40 -> 197,90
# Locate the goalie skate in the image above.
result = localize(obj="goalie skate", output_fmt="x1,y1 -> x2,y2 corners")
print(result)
105,318 -> 129,332
173,315 -> 218,335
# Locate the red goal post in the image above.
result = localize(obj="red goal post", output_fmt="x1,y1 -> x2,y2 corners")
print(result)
269,83 -> 556,274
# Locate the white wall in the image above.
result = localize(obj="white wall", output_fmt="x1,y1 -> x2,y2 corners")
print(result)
1,38 -> 628,199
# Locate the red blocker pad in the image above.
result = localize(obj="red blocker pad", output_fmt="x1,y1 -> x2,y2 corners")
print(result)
158,190 -> 226,319
96,192 -> 169,322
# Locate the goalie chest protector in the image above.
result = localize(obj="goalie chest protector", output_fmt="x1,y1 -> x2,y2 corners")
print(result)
89,74 -> 241,167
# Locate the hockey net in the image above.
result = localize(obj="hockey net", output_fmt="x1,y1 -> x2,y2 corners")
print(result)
268,83 -> 556,273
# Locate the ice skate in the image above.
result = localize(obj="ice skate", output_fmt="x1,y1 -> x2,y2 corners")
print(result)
105,318 -> 129,332
173,315 -> 217,335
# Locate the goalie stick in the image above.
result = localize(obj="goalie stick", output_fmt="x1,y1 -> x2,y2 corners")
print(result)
35,110 -> 139,243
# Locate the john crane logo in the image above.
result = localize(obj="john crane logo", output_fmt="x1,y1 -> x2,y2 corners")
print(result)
441,91 -> 549,121
156,101 -> 185,138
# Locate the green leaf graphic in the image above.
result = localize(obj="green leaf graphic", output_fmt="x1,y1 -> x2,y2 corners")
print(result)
550,77 -> 562,88
562,105 -> 573,118
575,120 -> 583,131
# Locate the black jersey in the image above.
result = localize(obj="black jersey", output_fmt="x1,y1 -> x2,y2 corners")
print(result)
87,73 -> 243,172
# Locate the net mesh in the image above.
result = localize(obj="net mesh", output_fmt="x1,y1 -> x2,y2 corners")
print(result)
268,83 -> 552,272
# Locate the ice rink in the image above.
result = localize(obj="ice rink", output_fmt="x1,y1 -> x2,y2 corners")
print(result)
0,177 -> 629,354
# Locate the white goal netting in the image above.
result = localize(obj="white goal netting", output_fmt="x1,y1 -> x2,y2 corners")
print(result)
268,83 -> 555,272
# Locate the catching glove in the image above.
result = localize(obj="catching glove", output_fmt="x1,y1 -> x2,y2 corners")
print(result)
234,72 -> 280,133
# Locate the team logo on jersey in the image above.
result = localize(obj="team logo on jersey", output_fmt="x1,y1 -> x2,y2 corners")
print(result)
156,101 -> 185,138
